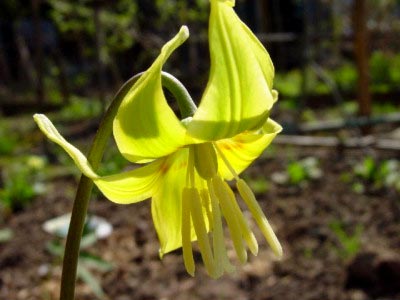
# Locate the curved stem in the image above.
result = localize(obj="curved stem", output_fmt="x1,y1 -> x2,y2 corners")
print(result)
161,71 -> 197,118
60,72 -> 196,300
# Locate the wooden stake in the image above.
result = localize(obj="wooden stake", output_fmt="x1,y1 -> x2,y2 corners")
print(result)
352,0 -> 371,122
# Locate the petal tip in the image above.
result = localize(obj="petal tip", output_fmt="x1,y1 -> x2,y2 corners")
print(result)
275,248 -> 283,260
33,113 -> 45,123
179,26 -> 190,41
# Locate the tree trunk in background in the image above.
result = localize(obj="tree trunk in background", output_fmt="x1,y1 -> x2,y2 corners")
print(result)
32,0 -> 45,105
352,0 -> 371,125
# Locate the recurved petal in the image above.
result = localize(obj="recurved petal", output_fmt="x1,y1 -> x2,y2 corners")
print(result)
34,114 -> 162,204
34,114 -> 99,179
216,118 -> 282,180
94,158 -> 165,204
151,148 -> 191,256
187,0 -> 275,141
113,26 -> 191,163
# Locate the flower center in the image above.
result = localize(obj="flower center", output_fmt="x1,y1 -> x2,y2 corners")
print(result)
193,142 -> 218,180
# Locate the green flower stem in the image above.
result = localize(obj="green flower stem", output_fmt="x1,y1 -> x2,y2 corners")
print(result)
60,72 -> 195,300
161,71 -> 197,118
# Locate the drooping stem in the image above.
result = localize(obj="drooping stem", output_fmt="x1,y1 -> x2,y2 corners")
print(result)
60,72 -> 195,300
161,71 -> 197,118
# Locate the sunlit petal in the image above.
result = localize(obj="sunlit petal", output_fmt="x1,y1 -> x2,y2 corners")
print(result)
34,114 -> 163,204
34,114 -> 99,179
94,159 -> 165,204
151,148 -> 191,256
216,118 -> 282,180
114,26 -> 192,163
188,0 -> 275,140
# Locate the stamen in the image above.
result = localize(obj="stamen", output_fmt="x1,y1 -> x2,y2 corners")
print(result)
222,181 -> 259,256
208,179 -> 235,275
237,179 -> 283,258
212,176 -> 247,264
181,188 -> 195,275
213,143 -> 239,180
193,143 -> 218,180
200,189 -> 213,230
188,188 -> 216,277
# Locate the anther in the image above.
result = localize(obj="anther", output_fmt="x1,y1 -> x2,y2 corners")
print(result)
236,179 -> 282,258
188,188 -> 216,277
208,180 -> 235,276
212,176 -> 247,263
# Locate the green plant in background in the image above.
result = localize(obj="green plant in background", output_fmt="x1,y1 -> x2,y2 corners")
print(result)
243,176 -> 270,194
46,219 -> 113,300
0,121 -> 19,156
155,0 -> 208,25
96,145 -> 128,176
48,0 -> 138,53
329,221 -> 363,259
0,155 -> 47,214
275,50 -> 400,109
354,156 -> 377,180
333,62 -> 358,92
272,157 -> 322,188
368,51 -> 400,92
372,102 -> 400,114
274,70 -> 302,99
350,156 -> 400,194
370,51 -> 392,93
59,96 -> 103,121
389,53 -> 400,84
287,157 -> 322,186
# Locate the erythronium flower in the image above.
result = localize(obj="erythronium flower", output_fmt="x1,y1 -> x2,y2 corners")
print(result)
34,0 -> 282,278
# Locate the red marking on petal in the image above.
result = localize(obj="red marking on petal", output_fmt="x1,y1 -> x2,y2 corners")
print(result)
160,162 -> 169,174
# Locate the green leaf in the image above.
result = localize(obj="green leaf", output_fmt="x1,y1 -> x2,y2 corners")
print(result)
80,253 -> 113,272
77,265 -> 106,299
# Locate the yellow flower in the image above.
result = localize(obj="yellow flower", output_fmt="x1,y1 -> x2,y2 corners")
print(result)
34,0 -> 282,278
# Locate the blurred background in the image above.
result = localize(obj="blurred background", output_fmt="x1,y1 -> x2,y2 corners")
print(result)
0,1 -> 400,300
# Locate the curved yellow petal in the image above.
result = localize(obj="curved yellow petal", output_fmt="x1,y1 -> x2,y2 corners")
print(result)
34,114 -> 99,179
113,26 -> 191,163
34,114 -> 162,204
151,148 -> 190,256
94,159 -> 165,204
187,0 -> 275,140
216,118 -> 282,180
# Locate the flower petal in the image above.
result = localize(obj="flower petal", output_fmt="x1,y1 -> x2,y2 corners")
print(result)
34,114 -> 99,179
94,159 -> 165,204
113,26 -> 191,163
187,0 -> 275,140
33,114 -> 161,204
216,118 -> 282,180
151,148 -> 190,256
